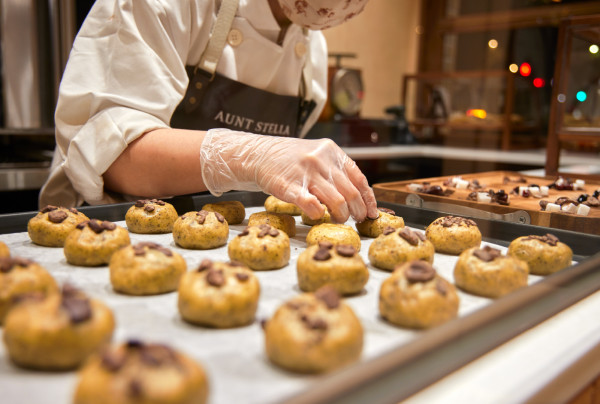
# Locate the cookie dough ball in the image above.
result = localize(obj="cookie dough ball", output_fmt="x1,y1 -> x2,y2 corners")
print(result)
73,340 -> 209,404
0,241 -> 10,257
202,200 -> 245,225
356,207 -> 405,238
368,227 -> 435,271
228,225 -> 290,270
27,205 -> 89,247
264,286 -> 363,373
454,246 -> 529,298
178,259 -> 260,328
297,242 -> 368,295
64,220 -> 131,266
173,210 -> 229,250
248,211 -> 296,237
125,199 -> 178,234
109,242 -> 187,296
379,261 -> 459,329
507,234 -> 573,276
301,206 -> 332,226
3,284 -> 115,370
0,257 -> 58,324
426,216 -> 482,255
264,195 -> 302,216
306,223 -> 361,251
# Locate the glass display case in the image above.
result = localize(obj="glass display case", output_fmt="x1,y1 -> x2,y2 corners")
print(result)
546,14 -> 600,178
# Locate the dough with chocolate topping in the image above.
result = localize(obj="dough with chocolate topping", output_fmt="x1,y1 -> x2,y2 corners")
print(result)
306,223 -> 361,251
454,246 -> 529,298
425,216 -> 482,255
379,261 -> 459,329
0,257 -> 58,324
173,210 -> 229,249
202,200 -> 246,224
507,234 -> 573,275
263,287 -> 363,373
264,195 -> 302,216
355,207 -> 405,237
125,199 -> 178,234
64,220 -> 130,266
178,260 -> 260,328
73,340 -> 208,404
228,224 -> 290,270
248,211 -> 296,237
27,205 -> 89,247
296,243 -> 369,295
109,242 -> 186,295
3,285 -> 114,370
368,227 -> 434,271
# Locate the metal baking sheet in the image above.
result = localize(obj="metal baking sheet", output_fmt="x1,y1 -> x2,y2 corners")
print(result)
0,191 -> 599,404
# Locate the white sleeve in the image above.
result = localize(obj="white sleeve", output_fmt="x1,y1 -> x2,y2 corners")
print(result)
49,0 -> 214,205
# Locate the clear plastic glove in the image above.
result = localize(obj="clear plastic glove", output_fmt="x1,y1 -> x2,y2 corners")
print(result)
200,128 -> 378,223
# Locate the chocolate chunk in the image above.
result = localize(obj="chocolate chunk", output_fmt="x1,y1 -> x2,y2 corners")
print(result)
436,279 -> 448,296
268,228 -> 280,237
539,200 -> 549,211
301,315 -> 328,331
144,205 -> 155,213
238,227 -> 250,237
40,205 -> 58,213
383,226 -> 396,235
135,200 -> 146,207
257,224 -> 272,238
48,209 -> 68,224
126,339 -> 144,349
88,219 -> 104,233
0,257 -> 34,273
101,349 -> 127,372
555,196 -> 574,206
206,269 -> 225,287
467,191 -> 478,201
155,200 -> 165,206
235,273 -> 249,282
215,212 -> 225,223
404,261 -> 435,283
69,208 -> 79,214
197,259 -> 213,272
473,246 -> 502,262
228,260 -> 246,267
196,210 -> 209,224
335,245 -> 356,257
314,286 -> 340,309
140,344 -> 177,367
61,286 -> 92,324
584,196 -> 600,207
399,227 -> 420,246
318,241 -> 333,249
102,221 -> 116,231
133,242 -> 173,257
524,233 -> 559,246
438,216 -> 477,228
378,207 -> 396,216
313,247 -> 332,261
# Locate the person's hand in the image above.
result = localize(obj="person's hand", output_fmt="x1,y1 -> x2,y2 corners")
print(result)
199,128 -> 378,223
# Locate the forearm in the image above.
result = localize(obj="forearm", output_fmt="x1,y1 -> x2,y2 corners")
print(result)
103,128 -> 208,197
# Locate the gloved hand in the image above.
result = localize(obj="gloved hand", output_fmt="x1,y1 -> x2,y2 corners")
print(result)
199,128 -> 378,223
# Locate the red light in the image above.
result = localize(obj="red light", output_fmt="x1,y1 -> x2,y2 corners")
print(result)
520,63 -> 531,77
533,78 -> 545,88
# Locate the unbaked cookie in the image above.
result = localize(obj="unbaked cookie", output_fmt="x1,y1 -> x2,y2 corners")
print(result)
301,206 -> 332,226
109,242 -> 187,295
306,223 -> 361,251
454,245 -> 529,298
172,210 -> 229,249
264,195 -> 302,215
368,227 -> 435,271
0,241 -> 9,257
125,199 -> 178,234
296,242 -> 368,295
248,211 -> 296,237
263,286 -> 363,373
228,224 -> 290,270
3,284 -> 115,370
0,257 -> 58,324
178,259 -> 260,328
202,200 -> 246,225
379,260 -> 459,329
73,340 -> 209,404
27,205 -> 89,247
64,220 -> 131,266
425,216 -> 482,255
507,234 -> 573,276
355,207 -> 405,237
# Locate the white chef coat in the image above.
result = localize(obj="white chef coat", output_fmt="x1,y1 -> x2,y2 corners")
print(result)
40,0 -> 328,207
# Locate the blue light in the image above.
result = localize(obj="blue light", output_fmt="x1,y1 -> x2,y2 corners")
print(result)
576,91 -> 587,102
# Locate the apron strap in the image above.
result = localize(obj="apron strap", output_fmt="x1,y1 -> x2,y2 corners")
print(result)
195,0 -> 240,77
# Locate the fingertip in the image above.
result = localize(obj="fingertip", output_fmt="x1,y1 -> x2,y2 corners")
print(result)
298,196 -> 325,220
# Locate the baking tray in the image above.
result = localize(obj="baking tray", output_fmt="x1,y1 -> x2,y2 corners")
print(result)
1,191 -> 599,404
373,170 -> 600,235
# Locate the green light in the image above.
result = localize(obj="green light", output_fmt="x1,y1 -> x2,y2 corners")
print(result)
576,91 -> 587,102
